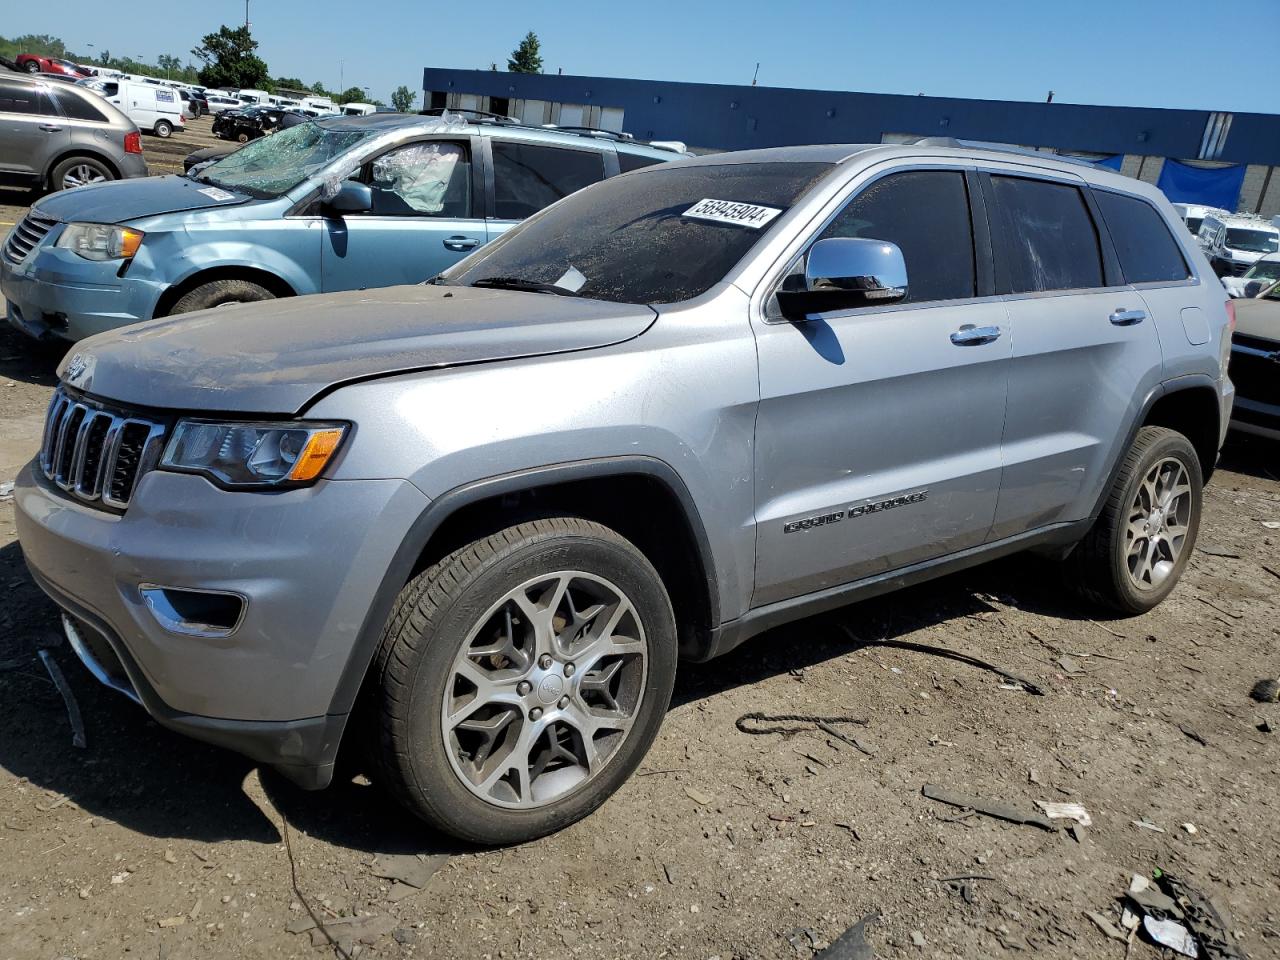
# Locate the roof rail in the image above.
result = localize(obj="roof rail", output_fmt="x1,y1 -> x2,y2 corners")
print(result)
418,107 -> 518,124
543,125 -> 635,142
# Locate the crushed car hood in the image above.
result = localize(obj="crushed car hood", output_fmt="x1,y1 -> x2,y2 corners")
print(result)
33,175 -> 251,224
1232,296 -> 1280,342
62,285 -> 658,414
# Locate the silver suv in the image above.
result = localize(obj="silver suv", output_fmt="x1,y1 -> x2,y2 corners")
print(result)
0,72 -> 148,191
14,143 -> 1234,845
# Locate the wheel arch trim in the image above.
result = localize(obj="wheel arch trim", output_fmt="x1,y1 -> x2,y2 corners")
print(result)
325,455 -> 721,718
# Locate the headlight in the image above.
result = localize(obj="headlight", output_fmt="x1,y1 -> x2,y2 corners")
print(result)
56,223 -> 144,261
160,420 -> 348,488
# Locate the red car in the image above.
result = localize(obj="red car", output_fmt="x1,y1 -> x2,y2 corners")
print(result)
15,54 -> 90,78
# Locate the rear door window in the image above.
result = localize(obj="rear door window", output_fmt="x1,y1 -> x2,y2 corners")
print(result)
0,81 -> 52,116
491,141 -> 605,220
817,169 -> 976,303
1095,191 -> 1191,284
991,175 -> 1104,293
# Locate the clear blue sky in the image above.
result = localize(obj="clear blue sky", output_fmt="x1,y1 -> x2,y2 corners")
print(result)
8,0 -> 1276,114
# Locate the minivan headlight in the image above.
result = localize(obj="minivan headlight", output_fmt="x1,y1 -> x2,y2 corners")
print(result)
160,420 -> 348,487
56,223 -> 144,261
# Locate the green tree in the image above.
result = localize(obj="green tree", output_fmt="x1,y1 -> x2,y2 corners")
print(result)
507,31 -> 542,74
156,54 -> 182,78
337,86 -> 367,104
275,76 -> 306,91
190,25 -> 269,90
390,85 -> 415,112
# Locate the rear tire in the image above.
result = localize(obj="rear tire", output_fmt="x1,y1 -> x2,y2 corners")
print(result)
368,518 -> 678,845
1064,426 -> 1202,614
24,60 -> 41,73
154,120 -> 173,138
169,278 -> 275,315
49,156 -> 114,192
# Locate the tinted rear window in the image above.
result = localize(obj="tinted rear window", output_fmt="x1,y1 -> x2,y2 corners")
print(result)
447,161 -> 832,304
1096,191 -> 1190,284
618,151 -> 666,173
49,87 -> 109,123
492,142 -> 606,219
992,176 -> 1104,293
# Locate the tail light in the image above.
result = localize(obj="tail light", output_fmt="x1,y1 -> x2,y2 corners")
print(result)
124,131 -> 142,155
1224,298 -> 1236,333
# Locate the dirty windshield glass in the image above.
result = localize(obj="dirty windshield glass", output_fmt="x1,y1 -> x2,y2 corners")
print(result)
444,161 -> 833,304
1225,228 -> 1280,254
195,122 -> 373,199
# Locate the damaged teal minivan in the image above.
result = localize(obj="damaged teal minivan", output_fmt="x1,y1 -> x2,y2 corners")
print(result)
2,112 -> 681,342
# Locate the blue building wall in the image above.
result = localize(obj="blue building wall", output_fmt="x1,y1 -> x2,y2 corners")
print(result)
421,68 -> 1280,165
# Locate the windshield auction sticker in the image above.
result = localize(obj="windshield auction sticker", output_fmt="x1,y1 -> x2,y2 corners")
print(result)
197,186 -> 237,202
682,198 -> 782,229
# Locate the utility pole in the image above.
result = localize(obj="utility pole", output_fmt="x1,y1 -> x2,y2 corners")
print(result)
752,62 -> 760,86
339,60 -> 345,94
245,0 -> 250,29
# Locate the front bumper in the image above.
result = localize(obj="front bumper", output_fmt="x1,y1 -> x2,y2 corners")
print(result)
1,240 -> 166,342
15,463 -> 430,786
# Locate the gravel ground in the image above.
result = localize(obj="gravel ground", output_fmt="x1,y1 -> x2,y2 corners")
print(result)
0,139 -> 1278,959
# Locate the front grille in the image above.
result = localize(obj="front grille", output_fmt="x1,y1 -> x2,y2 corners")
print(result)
39,387 -> 167,510
3,212 -> 59,265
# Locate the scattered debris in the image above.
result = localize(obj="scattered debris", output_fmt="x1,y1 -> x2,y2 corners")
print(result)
1260,520 -> 1280,530
910,930 -> 926,947
1196,543 -> 1241,558
1159,872 -> 1249,960
38,650 -> 85,749
838,627 -> 1045,695
1261,564 -> 1280,582
1057,655 -> 1082,675
369,853 -> 448,890
1132,818 -> 1166,833
736,712 -> 875,757
922,784 -> 1055,831
814,911 -> 879,960
1145,916 -> 1200,957
157,916 -> 186,928
1034,801 -> 1092,827
1258,717 -> 1274,734
1182,822 -> 1198,835
785,927 -> 819,954
662,862 -> 678,885
684,786 -> 715,805
1179,723 -> 1209,747
1248,678 -> 1279,703
1086,910 -> 1128,942
0,480 -> 13,502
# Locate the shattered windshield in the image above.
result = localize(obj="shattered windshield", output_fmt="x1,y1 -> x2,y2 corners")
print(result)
444,161 -> 833,304
194,121 -> 374,199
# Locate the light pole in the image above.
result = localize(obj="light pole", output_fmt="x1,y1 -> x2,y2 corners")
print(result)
245,0 -> 251,29
339,60 -> 345,95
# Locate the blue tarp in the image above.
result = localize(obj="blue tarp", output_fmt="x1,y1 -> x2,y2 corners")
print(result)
1092,154 -> 1124,171
1157,159 -> 1246,211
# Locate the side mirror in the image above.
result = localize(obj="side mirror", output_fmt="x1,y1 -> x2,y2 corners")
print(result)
776,237 -> 908,320
326,180 -> 372,214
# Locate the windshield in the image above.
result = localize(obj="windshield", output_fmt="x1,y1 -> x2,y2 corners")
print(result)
195,121 -> 373,199
445,161 -> 833,304
1245,259 -> 1280,281
1225,228 -> 1279,254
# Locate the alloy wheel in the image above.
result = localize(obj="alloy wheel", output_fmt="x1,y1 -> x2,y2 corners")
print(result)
62,165 -> 108,190
442,571 -> 648,809
1124,456 -> 1192,591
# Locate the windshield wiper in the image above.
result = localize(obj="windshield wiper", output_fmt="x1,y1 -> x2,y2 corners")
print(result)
470,276 -> 580,297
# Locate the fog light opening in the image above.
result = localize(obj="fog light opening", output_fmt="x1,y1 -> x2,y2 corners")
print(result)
140,585 -> 245,638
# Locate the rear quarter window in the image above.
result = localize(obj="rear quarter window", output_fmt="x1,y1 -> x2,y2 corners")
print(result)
49,87 -> 109,123
618,152 -> 665,173
1095,191 -> 1191,284
492,141 -> 606,220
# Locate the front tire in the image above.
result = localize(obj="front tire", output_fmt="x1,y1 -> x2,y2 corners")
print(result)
369,518 -> 678,845
1065,426 -> 1202,614
169,278 -> 275,315
23,60 -> 41,73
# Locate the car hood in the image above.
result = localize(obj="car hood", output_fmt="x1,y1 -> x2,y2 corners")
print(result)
33,174 -> 251,224
61,285 -> 658,414
1233,296 -> 1280,342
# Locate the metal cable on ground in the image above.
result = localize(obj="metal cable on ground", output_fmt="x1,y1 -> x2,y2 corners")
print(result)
735,712 -> 875,755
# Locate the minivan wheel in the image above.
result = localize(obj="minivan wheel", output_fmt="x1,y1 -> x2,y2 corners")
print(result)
154,120 -> 173,138
369,518 -> 678,845
1065,426 -> 1202,615
169,278 -> 275,315
50,156 -> 113,191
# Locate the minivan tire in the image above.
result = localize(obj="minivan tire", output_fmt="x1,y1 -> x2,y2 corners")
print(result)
368,517 -> 678,845
170,279 -> 275,315
49,156 -> 114,192
154,120 -> 173,138
1065,426 -> 1202,615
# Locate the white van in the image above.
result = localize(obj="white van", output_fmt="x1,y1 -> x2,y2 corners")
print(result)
237,88 -> 270,105
341,101 -> 377,116
1197,212 -> 1280,277
301,96 -> 337,114
205,92 -> 242,112
77,77 -> 186,137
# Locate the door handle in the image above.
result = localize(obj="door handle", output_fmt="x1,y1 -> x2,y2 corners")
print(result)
950,324 -> 1003,346
39,123 -> 63,132
1109,308 -> 1147,326
443,235 -> 480,252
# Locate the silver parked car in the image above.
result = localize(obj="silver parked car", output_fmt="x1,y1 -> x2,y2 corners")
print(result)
14,143 -> 1233,845
0,72 -> 147,191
